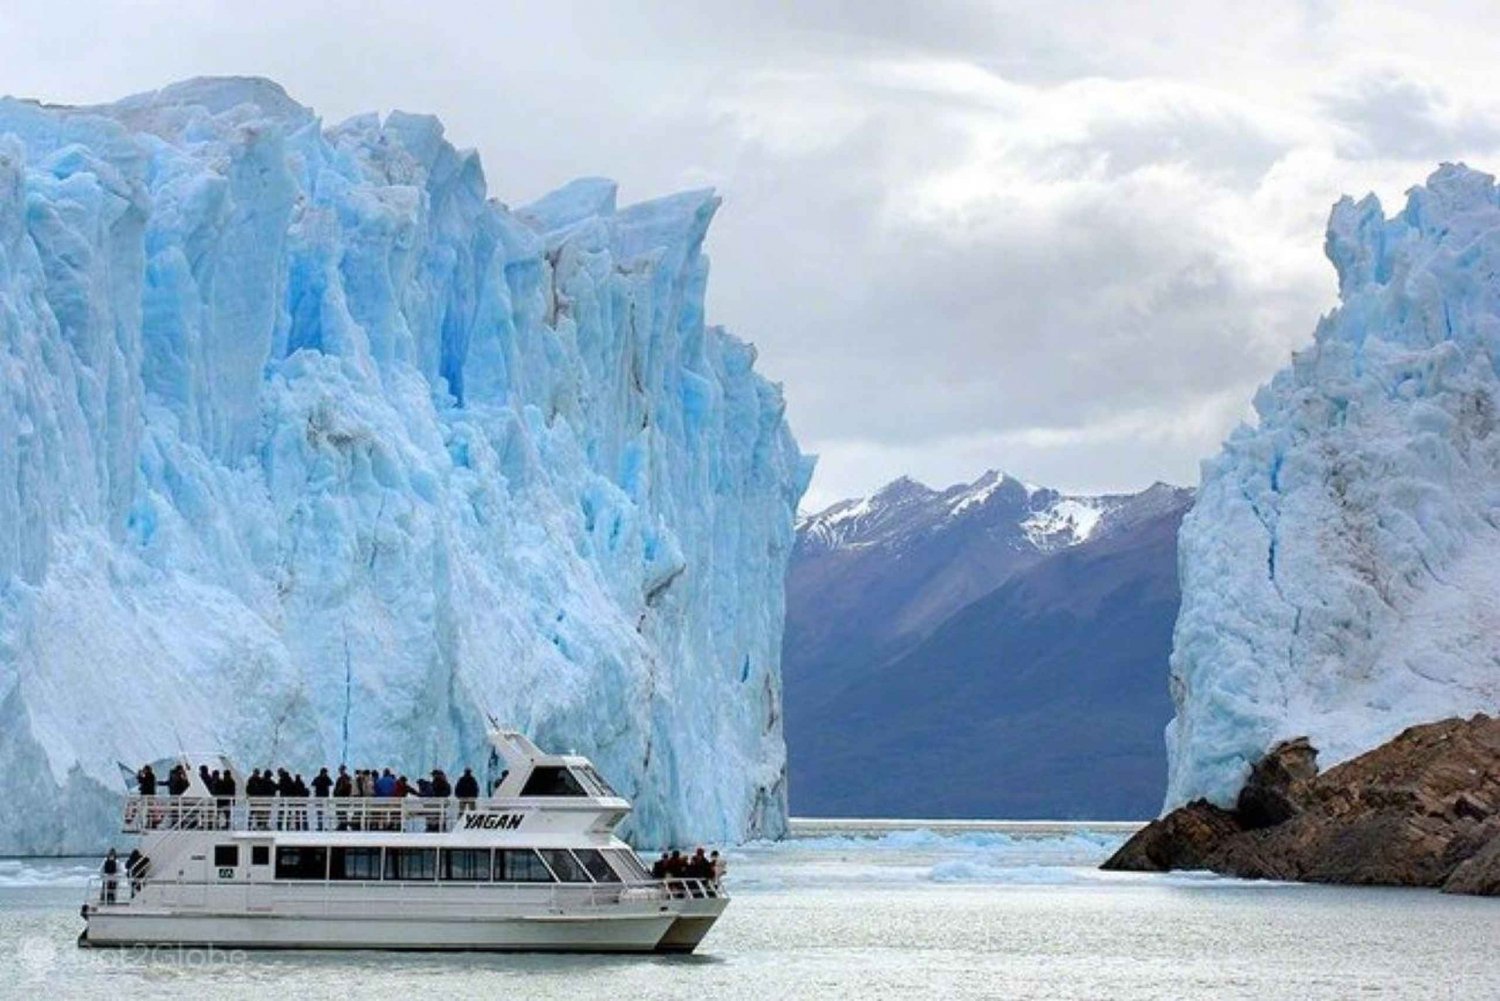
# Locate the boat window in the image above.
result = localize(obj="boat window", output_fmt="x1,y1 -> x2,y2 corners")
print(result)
496,849 -> 554,883
330,847 -> 382,881
251,845 -> 270,866
441,849 -> 491,882
214,845 -> 239,867
385,848 -> 437,881
519,766 -> 588,797
573,849 -> 620,883
274,846 -> 328,880
605,848 -> 651,882
577,765 -> 618,797
539,848 -> 593,882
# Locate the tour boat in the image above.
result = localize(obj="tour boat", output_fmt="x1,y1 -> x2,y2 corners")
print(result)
78,730 -> 727,953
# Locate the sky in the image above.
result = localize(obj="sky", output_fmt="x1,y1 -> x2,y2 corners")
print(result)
5,1 -> 1500,510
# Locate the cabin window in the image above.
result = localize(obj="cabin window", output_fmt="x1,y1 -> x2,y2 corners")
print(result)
385,848 -> 437,881
520,766 -> 588,797
251,845 -> 270,866
573,849 -> 620,883
496,849 -> 554,882
214,845 -> 239,868
539,848 -> 592,882
576,765 -> 618,797
441,849 -> 491,882
605,848 -> 651,882
330,847 -> 382,881
274,846 -> 328,880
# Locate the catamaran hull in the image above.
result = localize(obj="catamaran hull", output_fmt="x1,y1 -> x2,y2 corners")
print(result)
80,911 -> 693,953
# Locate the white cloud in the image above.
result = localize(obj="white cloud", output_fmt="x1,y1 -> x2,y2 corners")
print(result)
3,1 -> 1500,507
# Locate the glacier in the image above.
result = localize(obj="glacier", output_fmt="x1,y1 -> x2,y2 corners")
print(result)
1166,164 -> 1500,810
0,77 -> 809,854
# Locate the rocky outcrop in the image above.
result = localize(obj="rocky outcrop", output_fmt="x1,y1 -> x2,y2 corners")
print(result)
1104,715 -> 1500,895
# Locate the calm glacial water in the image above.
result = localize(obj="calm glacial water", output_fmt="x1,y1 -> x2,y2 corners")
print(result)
1,823 -> 1497,1000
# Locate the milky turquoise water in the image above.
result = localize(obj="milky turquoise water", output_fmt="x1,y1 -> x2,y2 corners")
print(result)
2,824 -> 1497,1000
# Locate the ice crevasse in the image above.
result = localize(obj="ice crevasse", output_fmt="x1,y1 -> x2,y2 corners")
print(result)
0,77 -> 810,853
1167,164 -> 1500,809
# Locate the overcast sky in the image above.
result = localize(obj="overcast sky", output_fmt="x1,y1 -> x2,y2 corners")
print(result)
5,1 -> 1500,510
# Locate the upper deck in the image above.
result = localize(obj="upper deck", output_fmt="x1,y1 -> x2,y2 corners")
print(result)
122,794 -> 627,839
124,729 -> 631,840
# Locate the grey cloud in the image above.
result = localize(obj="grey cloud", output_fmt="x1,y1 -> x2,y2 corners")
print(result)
1,1 -> 1496,506
1320,70 -> 1500,161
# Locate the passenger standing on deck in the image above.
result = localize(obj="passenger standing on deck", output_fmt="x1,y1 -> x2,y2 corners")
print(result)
432,769 -> 452,797
375,768 -> 396,797
136,764 -> 157,796
651,853 -> 669,879
100,849 -> 118,903
455,767 -> 479,811
710,850 -> 726,883
311,767 -> 333,830
332,766 -> 353,830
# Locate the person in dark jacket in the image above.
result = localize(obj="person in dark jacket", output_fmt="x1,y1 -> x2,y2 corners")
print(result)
454,768 -> 479,810
665,850 -> 685,878
137,764 -> 157,796
101,849 -> 119,903
431,770 -> 452,797
168,766 -> 189,797
651,853 -> 669,879
312,767 -> 333,797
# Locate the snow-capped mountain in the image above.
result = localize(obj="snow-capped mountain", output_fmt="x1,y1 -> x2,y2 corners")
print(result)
0,78 -> 809,854
1166,164 -> 1500,811
784,472 -> 1191,819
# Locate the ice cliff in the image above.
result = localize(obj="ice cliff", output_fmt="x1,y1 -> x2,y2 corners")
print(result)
1166,164 -> 1500,810
0,77 -> 809,853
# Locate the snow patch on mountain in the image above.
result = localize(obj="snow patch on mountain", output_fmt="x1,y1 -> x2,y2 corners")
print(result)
1021,498 -> 1107,548
1165,164 -> 1500,811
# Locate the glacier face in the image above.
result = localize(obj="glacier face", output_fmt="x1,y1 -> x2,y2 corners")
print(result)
0,77 -> 809,853
1166,164 -> 1500,810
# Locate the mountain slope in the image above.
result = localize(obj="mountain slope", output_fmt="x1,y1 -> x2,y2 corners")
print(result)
785,475 -> 1190,819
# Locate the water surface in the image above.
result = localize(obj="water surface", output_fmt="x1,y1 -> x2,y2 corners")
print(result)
2,823 -> 1495,1000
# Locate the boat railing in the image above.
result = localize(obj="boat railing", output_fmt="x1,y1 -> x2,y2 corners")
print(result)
83,874 -> 723,912
121,795 -> 514,834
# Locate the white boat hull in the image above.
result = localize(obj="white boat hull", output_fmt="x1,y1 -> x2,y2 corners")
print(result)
80,909 -> 711,953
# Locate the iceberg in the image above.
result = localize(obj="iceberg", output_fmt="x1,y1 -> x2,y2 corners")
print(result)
1166,164 -> 1500,810
0,77 -> 809,853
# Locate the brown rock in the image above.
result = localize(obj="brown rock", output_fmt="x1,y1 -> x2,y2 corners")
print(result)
1235,736 -> 1318,829
1443,830 -> 1500,895
1103,714 -> 1500,894
1101,800 -> 1242,872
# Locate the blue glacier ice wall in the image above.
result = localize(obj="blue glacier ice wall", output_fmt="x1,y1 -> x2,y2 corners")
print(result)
0,77 -> 810,853
1166,164 -> 1500,810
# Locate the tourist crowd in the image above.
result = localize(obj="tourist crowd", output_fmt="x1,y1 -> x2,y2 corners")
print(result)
134,762 -> 485,800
